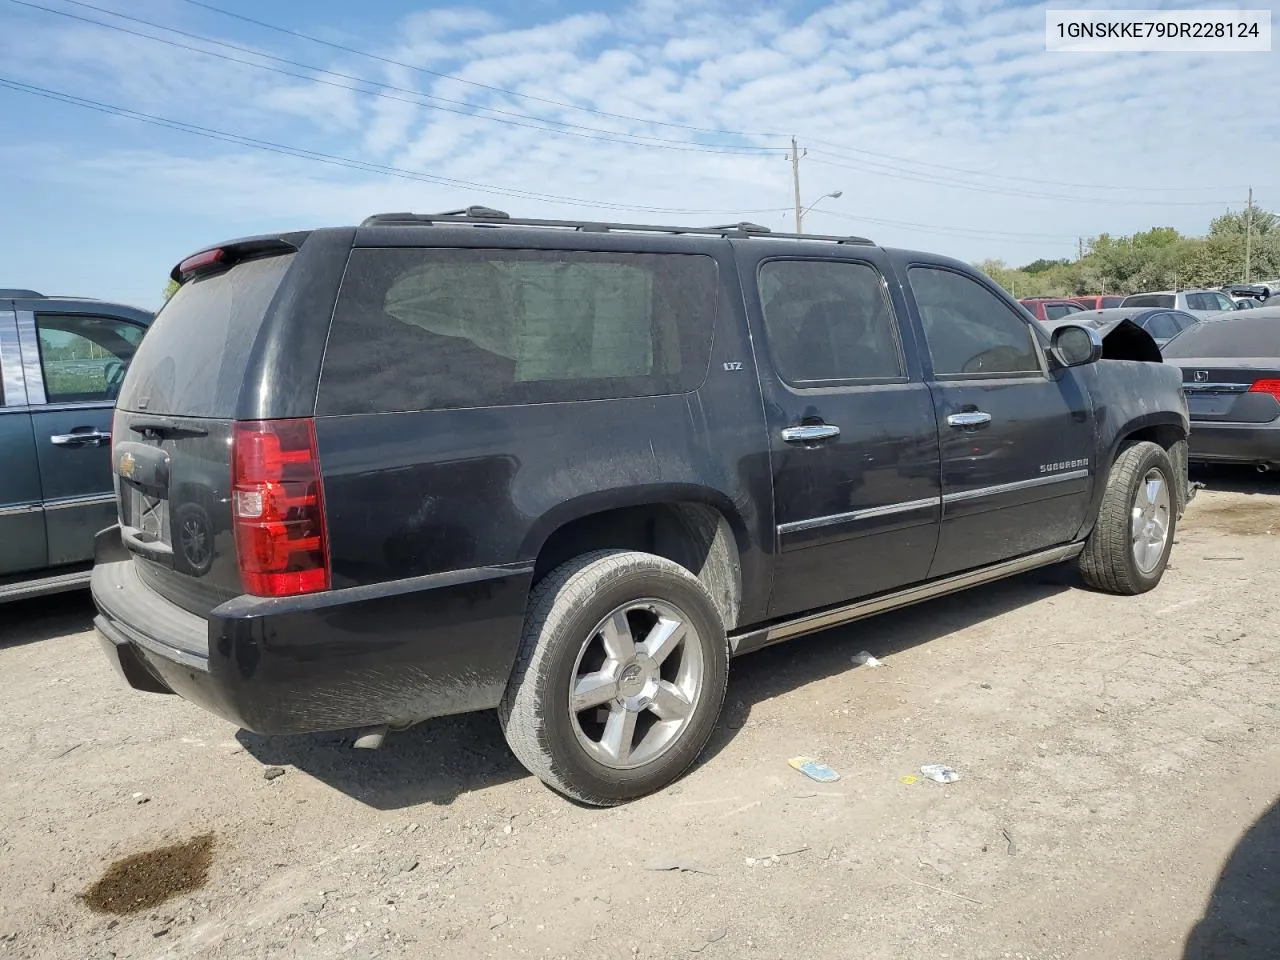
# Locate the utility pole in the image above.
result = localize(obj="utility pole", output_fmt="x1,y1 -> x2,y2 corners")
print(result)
1077,237 -> 1083,261
1245,185 -> 1253,283
790,136 -> 805,233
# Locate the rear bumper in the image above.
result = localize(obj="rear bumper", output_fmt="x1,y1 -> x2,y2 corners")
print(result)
1188,420 -> 1280,467
91,526 -> 533,735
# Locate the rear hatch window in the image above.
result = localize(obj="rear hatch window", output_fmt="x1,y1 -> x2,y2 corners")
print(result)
117,255 -> 296,417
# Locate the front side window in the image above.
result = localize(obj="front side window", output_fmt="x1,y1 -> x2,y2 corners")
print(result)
908,267 -> 1041,377
757,259 -> 904,385
35,314 -> 145,403
319,248 -> 717,414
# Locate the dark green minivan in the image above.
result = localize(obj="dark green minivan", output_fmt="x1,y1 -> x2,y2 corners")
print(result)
0,291 -> 153,601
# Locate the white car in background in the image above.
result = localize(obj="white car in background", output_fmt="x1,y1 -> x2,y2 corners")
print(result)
1121,289 -> 1240,320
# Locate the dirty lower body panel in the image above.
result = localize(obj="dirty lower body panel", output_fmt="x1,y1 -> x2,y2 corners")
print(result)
92,527 -> 533,735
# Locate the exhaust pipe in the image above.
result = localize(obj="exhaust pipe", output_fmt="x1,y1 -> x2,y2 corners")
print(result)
1257,463 -> 1271,474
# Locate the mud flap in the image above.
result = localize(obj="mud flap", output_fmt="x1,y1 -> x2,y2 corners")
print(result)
1169,439 -> 1197,517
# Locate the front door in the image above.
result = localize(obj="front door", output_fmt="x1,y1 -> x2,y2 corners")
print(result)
902,264 -> 1095,578
739,252 -> 942,620
18,305 -> 147,566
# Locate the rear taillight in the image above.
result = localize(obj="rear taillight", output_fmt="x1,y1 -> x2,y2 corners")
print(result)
231,419 -> 330,597
1249,379 -> 1280,399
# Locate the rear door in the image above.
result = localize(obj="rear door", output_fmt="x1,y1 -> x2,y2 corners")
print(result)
17,303 -> 148,566
902,262 -> 1095,578
738,248 -> 941,619
0,301 -> 46,575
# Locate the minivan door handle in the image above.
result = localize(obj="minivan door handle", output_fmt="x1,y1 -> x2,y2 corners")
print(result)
781,423 -> 841,443
51,430 -> 112,447
946,412 -> 992,429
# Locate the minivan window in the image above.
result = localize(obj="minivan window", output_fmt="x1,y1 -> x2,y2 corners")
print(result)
909,267 -> 1041,377
35,314 -> 146,403
117,254 -> 296,417
1123,294 -> 1175,308
318,248 -> 717,414
757,259 -> 904,384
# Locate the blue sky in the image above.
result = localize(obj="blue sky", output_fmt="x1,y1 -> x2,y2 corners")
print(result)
1,0 -> 1277,309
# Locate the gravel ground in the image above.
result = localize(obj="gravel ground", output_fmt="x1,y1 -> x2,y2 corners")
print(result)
1,469 -> 1278,960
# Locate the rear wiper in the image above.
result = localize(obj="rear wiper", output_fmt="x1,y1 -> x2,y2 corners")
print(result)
128,418 -> 209,439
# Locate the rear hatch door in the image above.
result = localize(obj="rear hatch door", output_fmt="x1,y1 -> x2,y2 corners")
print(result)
112,247 -> 301,617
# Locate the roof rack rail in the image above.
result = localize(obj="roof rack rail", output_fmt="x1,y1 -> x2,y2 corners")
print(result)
0,288 -> 44,298
358,209 -> 873,245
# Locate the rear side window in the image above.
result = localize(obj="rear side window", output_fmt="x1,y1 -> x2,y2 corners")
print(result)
757,259 -> 904,384
1044,303 -> 1077,321
117,255 -> 295,417
1102,297 -> 1125,308
318,248 -> 717,414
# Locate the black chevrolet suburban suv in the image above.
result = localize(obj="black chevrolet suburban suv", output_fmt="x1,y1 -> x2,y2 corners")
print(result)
92,210 -> 1191,805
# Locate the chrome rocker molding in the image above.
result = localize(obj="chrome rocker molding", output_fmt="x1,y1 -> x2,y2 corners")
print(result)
731,541 -> 1084,652
942,469 -> 1090,504
777,496 -> 939,536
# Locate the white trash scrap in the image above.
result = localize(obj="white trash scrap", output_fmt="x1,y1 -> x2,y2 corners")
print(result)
920,764 -> 962,784
852,651 -> 884,668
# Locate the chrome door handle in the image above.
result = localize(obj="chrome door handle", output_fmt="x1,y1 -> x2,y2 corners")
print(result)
781,424 -> 841,443
51,431 -> 111,447
946,412 -> 992,428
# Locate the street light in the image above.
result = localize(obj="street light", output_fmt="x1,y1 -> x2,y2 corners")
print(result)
798,190 -> 842,232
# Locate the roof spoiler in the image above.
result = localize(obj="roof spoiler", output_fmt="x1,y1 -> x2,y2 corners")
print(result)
169,234 -> 306,284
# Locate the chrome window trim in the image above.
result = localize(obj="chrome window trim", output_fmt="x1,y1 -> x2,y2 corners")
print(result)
15,309 -> 46,405
5,400 -> 116,414
942,469 -> 1090,504
778,496 -> 940,536
0,308 -> 26,406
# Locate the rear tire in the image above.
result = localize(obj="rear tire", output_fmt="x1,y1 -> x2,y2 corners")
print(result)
498,550 -> 729,806
1079,441 -> 1177,595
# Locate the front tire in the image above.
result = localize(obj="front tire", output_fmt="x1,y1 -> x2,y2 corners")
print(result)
1079,441 -> 1177,594
498,550 -> 729,805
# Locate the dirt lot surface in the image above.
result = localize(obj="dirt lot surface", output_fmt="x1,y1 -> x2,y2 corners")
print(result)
2,470 -> 1279,960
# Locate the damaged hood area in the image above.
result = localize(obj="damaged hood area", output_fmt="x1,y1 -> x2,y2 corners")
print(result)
1043,314 -> 1163,363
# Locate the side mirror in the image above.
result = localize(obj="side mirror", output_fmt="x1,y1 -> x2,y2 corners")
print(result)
1236,300 -> 1251,310
1050,324 -> 1103,367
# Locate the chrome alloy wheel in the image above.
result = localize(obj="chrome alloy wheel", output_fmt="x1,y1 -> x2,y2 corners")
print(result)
1131,467 -> 1171,574
568,599 -> 704,770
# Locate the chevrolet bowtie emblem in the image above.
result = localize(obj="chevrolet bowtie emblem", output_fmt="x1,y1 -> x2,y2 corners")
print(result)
118,451 -> 137,479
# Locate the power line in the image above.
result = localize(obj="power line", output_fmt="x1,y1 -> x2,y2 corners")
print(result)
806,138 -> 1246,193
7,0 -> 786,156
174,0 -> 1258,197
806,154 -> 1236,207
177,0 -> 775,139
817,209 -> 1077,246
0,76 -> 793,216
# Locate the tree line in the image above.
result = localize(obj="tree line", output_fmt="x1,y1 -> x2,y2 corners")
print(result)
978,207 -> 1279,298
